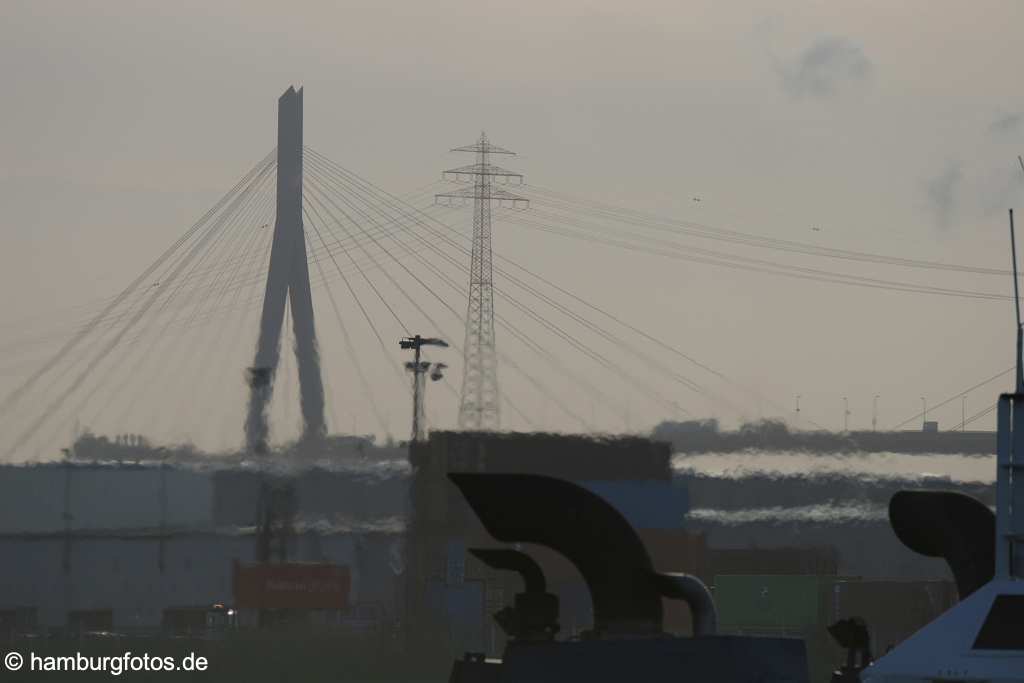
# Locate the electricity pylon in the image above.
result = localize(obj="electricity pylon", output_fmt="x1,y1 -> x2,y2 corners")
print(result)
436,133 -> 528,430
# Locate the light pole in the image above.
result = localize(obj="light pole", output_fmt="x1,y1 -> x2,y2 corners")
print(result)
400,335 -> 449,443
872,395 -> 879,432
921,396 -> 927,429
158,447 -> 168,573
842,396 -> 850,432
61,448 -> 73,574
795,394 -> 801,416
961,396 -> 967,432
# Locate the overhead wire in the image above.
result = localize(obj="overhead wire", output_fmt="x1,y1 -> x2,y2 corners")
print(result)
16,155 -> 277,418
889,367 -> 1014,431
306,150 -> 750,422
0,150 -> 277,417
304,174 -> 462,429
153,171 -> 279,440
6,156 -> 276,459
82,163 -> 277,436
306,149 -> 806,422
7,169 -> 260,453
38,143 -> 1009,451
300,203 -> 408,392
523,183 -> 1015,277
307,229 -> 390,434
961,402 -> 998,430
305,155 -> 590,429
498,204 -> 1011,302
303,161 -> 553,429
308,157 -> 714,424
305,154 -> 649,422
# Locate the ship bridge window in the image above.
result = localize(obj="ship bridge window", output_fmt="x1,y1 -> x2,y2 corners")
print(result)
972,595 -> 1024,650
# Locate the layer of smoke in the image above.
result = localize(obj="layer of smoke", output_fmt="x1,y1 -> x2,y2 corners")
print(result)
688,502 -> 888,525
69,432 -> 408,476
681,468 -> 994,514
926,161 -> 963,231
292,332 -> 326,442
778,35 -> 872,98
288,515 -> 405,535
244,259 -> 328,452
244,377 -> 273,455
672,451 -> 994,484
654,419 -> 995,455
989,111 -> 1023,136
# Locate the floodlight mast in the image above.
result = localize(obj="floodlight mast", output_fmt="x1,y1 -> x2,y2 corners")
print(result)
400,335 -> 449,442
1001,207 -> 1024,580
845,208 -> 1024,682
1012,209 -> 1023,393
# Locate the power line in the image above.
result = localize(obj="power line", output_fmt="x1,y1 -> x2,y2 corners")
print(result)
301,203 -> 407,389
963,402 -> 997,429
87,167 -> 278,434
306,154 -> 701,427
522,183 -> 1015,277
16,161 -> 278,457
889,367 -> 1013,430
304,155 -> 591,429
305,150 -> 830,427
305,154 -> 612,426
144,172 -> 280,440
307,236 -> 390,434
307,171 -> 493,427
497,205 -> 1011,302
305,189 -> 454,428
304,185 -> 409,335
0,150 -> 276,417
308,152 -> 756,417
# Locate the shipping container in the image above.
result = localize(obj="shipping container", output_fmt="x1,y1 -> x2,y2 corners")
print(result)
712,575 -> 958,683
412,431 -> 672,481
68,609 -> 114,633
714,575 -> 824,634
707,546 -> 839,581
233,562 -> 350,610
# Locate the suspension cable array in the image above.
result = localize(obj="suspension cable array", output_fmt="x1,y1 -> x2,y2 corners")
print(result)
1,141 -> 1017,461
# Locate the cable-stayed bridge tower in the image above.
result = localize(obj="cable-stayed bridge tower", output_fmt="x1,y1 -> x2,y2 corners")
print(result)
245,86 -> 326,452
436,133 -> 528,430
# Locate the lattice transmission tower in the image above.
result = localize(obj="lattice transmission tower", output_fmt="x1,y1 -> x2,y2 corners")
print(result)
436,133 -> 528,430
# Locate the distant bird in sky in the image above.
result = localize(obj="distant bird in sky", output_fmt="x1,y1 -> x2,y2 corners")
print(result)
692,197 -> 702,202
811,226 -> 821,232
260,223 -> 269,229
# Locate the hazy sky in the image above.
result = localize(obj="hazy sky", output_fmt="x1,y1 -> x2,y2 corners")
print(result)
2,1 -> 1024,457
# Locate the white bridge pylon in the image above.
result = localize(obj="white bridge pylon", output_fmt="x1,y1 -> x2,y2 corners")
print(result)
244,86 -> 326,453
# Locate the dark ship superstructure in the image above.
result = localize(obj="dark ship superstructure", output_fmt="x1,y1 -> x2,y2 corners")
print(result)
447,472 -> 810,683
862,211 -> 1024,683
861,407 -> 1024,682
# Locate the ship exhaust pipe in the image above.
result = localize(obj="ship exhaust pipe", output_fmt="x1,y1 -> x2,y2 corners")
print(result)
653,572 -> 718,636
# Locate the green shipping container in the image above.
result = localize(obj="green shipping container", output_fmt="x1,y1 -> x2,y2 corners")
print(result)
714,575 -> 823,633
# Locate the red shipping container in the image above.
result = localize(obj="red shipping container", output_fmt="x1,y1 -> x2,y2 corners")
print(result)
233,562 -> 351,610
